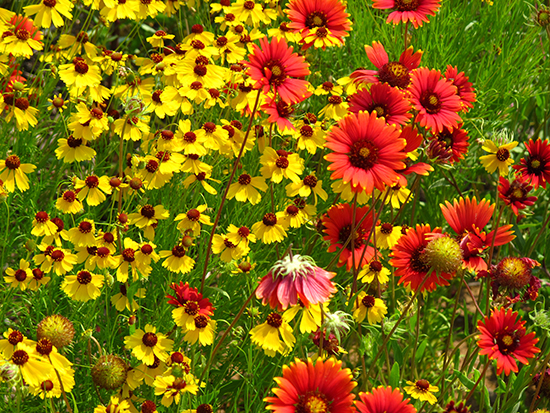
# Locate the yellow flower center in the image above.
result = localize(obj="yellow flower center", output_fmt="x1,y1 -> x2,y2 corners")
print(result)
502,334 -> 513,346
359,147 -> 371,158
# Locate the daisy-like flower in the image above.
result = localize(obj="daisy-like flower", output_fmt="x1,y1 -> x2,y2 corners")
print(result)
319,94 -> 349,120
358,259 -> 390,284
124,324 -> 174,365
42,248 -> 78,276
2,16 -> 43,57
356,386 -> 416,413
31,211 -> 58,237
61,270 -> 103,302
513,138 -> 550,189
55,136 -> 96,163
153,374 -> 200,407
55,190 -> 83,214
0,329 -> 34,359
227,173 -> 268,205
24,0 -> 73,28
260,148 -> 304,184
480,139 -> 518,176
257,254 -> 336,311
375,222 -> 402,249
426,124 -> 469,165
183,316 -> 216,346
250,312 -> 295,356
477,307 -> 540,375
174,205 -> 213,236
169,282 -> 215,330
212,234 -> 249,262
0,154 -> 36,192
409,68 -> 462,134
444,65 -> 476,112
252,212 -> 288,244
244,36 -> 310,104
94,395 -> 131,413
325,111 -> 406,193
498,176 -> 537,216
285,174 -> 328,204
2,95 -> 39,131
351,42 -> 422,89
373,0 -> 441,28
58,57 -> 101,93
263,98 -> 296,132
74,175 -> 112,206
9,342 -> 53,387
285,0 -> 352,50
348,83 -> 412,127
404,379 -> 439,405
352,292 -> 387,324
127,204 -> 169,230
159,245 -> 195,274
264,357 -> 356,412
4,259 -> 32,291
292,123 -> 326,155
67,219 -> 96,247
283,301 -> 325,334
322,203 -> 376,271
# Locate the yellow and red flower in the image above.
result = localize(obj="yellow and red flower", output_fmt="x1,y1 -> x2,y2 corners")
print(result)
356,386 -> 416,413
513,138 -> 550,189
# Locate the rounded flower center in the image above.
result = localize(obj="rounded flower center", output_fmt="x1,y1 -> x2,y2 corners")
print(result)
96,247 -> 110,257
338,224 -> 367,250
303,175 -> 317,188
296,391 -> 329,413
395,0 -> 420,11
51,250 -> 65,262
63,191 -> 76,202
146,160 -> 159,172
369,260 -> 383,272
195,315 -> 208,329
73,57 -> 89,74
362,295 -> 375,308
79,221 -> 92,233
528,157 -> 543,172
262,213 -> 277,226
420,91 -> 442,114
349,140 -> 379,170
305,11 -> 328,28
5,155 -> 21,170
244,0 -> 255,9
140,205 -> 155,218
276,157 -> 289,169
238,174 -> 252,185
142,332 -> 158,347
224,238 -> 236,248
14,269 -> 27,282
36,338 -> 53,355
264,60 -> 287,86
67,135 -> 82,148
415,379 -> 430,391
8,330 -> 23,345
172,245 -> 186,258
85,175 -> 99,188
12,350 -> 29,365
286,205 -> 299,216
15,29 -> 30,41
411,247 -> 431,273
122,248 -> 135,262
238,226 -> 250,237
184,301 -> 200,315
77,271 -> 92,284
378,61 -> 410,88
187,209 -> 201,221
41,380 -> 54,391
495,331 -> 520,355
35,211 -> 49,223
496,148 -> 510,162
380,223 -> 393,234
266,313 -> 282,328
371,104 -> 387,117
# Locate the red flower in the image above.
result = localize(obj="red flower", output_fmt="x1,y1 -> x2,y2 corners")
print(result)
262,98 -> 295,132
351,42 -> 422,89
440,197 -> 515,272
356,386 -> 417,413
256,254 -> 336,311
166,282 -> 215,316
398,125 -> 433,176
512,138 -> 550,189
372,0 -> 441,28
408,68 -> 462,134
348,83 -> 412,127
444,65 -> 476,112
498,176 -> 537,216
322,203 -> 375,271
477,307 -> 540,375
285,0 -> 352,50
390,224 -> 455,293
264,358 -> 357,413
325,111 -> 407,193
426,124 -> 469,164
244,36 -> 311,104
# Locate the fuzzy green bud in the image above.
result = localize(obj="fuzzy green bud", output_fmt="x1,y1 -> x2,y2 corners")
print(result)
423,236 -> 463,274
37,315 -> 75,349
91,355 -> 128,390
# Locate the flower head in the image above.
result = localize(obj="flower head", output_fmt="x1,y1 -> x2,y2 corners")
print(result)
124,324 -> 174,365
513,138 -> 550,189
498,176 -> 537,216
480,140 -> 518,176
373,0 -> 441,28
404,379 -> 439,405
356,386 -> 416,413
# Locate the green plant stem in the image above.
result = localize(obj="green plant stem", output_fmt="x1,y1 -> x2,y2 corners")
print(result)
465,361 -> 490,403
410,297 -> 421,379
528,208 -> 550,257
462,278 -> 485,317
200,89 -> 262,293
528,350 -> 550,413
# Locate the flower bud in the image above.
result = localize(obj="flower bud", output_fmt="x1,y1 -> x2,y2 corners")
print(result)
91,355 -> 128,390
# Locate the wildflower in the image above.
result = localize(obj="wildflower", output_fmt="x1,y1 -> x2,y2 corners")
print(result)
283,302 -> 324,333
67,219 -> 96,247
349,83 -> 412,127
3,95 -> 39,131
24,0 -> 73,28
58,57 -> 101,92
322,203 -> 375,271
91,354 -> 128,390
375,222 -> 402,249
286,174 -> 328,204
159,245 -> 195,274
480,139 -> 517,176
428,125 -> 471,165
61,271 -> 103,302
404,379 -> 439,405
2,16 -> 43,57
498,176 -> 537,216
264,358 -> 356,411
257,254 -> 336,311
31,211 -> 58,237
183,172 -> 218,196
352,292 -> 387,324
111,284 -> 146,312
319,94 -> 349,120
356,386 -> 416,413
260,148 -> 304,183
212,234 -> 249,262
513,138 -> 550,189
492,256 -> 539,290
292,123 -> 326,154
4,259 -> 32,291
28,267 -> 50,290
55,136 -> 97,163
153,374 -> 200,407
48,94 -> 67,112
225,224 -> 256,248
8,342 -> 52,387
444,66 -> 476,112
74,175 -> 112,206
477,307 -> 540,375
174,205 -> 212,236
0,154 -> 36,192
183,316 -> 216,346
227,173 -> 268,205
358,259 -> 390,284
42,247 -> 78,275
170,283 -> 215,331
0,329 -> 34,359
252,212 -> 288,244
409,68 -> 462,134
422,235 -> 463,275
100,0 -> 139,22
325,111 -> 407,193
278,201 -> 315,228
94,395 -> 131,413
36,314 -> 74,348
442,401 -> 469,413
250,313 -> 295,356
263,98 -> 296,132
373,0 -> 441,28
127,204 -> 169,230
351,42 -> 422,89
244,36 -> 310,104
124,324 -> 173,365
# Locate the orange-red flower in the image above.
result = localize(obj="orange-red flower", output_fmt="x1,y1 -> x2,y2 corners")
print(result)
426,124 -> 469,165
325,111 -> 407,193
372,0 -> 441,28
512,138 -> 550,189
444,65 -> 476,112
356,386 -> 417,413
498,176 -> 537,216
477,307 -> 540,375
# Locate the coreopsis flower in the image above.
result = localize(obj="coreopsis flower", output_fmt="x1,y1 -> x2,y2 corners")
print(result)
351,42 -> 422,89
74,175 -> 112,206
373,0 -> 441,28
146,87 -> 180,118
278,201 -> 316,228
212,234 -> 249,262
264,357 -> 356,412
94,395 -> 131,413
174,205 -> 212,236
67,219 -> 96,247
441,197 -> 515,272
0,329 -> 34,359
375,222 -> 402,249
322,203 -> 376,270
136,0 -> 165,18
285,0 -> 352,49
319,94 -> 349,120
480,139 -> 518,176
404,380 -> 439,405
42,248 -> 78,275
8,342 -> 53,387
260,148 -> 305,183
356,386 -> 416,413
0,154 -> 36,192
183,172 -> 218,196
197,121 -> 231,153
498,176 -> 537,216
147,30 -> 175,48
55,190 -> 83,214
24,0 -> 73,28
153,374 -> 200,407
409,68 -> 462,134
170,284 -> 214,329
244,36 -> 311,104
250,312 -> 295,356
477,307 -> 540,375
28,267 -> 50,290
513,138 -> 550,189
89,246 -> 118,270
128,204 -> 169,232
183,316 -> 216,346
285,174 -> 328,204
352,292 -> 387,324
358,259 -> 390,284
225,224 -> 256,249
115,238 -> 150,282
113,115 -> 150,141
139,156 -> 174,190
55,136 -> 96,163
111,284 -> 146,312
100,0 -> 139,21
227,173 -> 268,205
2,95 -> 39,131
252,212 -> 288,244
124,324 -> 173,365
283,302 -> 324,333
61,270 -> 103,301
58,57 -> 101,93
292,123 -> 325,154
159,245 -> 195,274
349,83 -> 412,127
257,254 -> 336,310
31,211 -> 58,237
325,111 -> 407,193
47,94 -> 67,112
444,65 -> 476,112
4,259 -> 32,291
2,16 -> 43,57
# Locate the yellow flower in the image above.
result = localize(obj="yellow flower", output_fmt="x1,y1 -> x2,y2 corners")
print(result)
182,171 -> 218,195
283,302 -> 325,334
146,30 -> 175,48
250,313 -> 295,357
380,183 -> 411,209
127,204 -> 169,229
183,316 -> 216,346
480,139 -> 518,176
42,248 -> 78,275
285,174 -> 328,204
174,205 -> 212,236
67,219 -> 96,247
2,26 -> 43,58
0,154 -> 36,192
0,328 -> 35,359
4,259 -> 32,291
24,0 -> 73,28
113,115 -> 150,141
74,175 -> 112,206
225,224 -> 256,248
58,57 -> 101,94
124,324 -> 173,365
251,212 -> 288,244
375,222 -> 402,249
99,0 -> 139,22
111,284 -> 146,312
159,245 -> 195,274
153,374 -> 200,407
55,135 -> 96,163
278,200 -> 316,229
352,292 -> 387,325
227,173 -> 268,205
358,259 -> 390,284
3,96 -> 39,131
94,395 -> 131,413
293,123 -> 326,154
55,190 -> 83,214
61,270 -> 103,302
319,94 -> 349,120
260,147 -> 304,184
47,93 -> 67,112
212,234 -> 249,262
9,342 -> 53,387
404,379 -> 439,405
31,211 -> 58,237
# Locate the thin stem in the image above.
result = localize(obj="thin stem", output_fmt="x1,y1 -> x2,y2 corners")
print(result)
462,279 -> 485,317
410,297 -> 421,379
528,209 -> 550,256
528,350 -> 550,413
200,89 -> 262,293
465,362 -> 490,403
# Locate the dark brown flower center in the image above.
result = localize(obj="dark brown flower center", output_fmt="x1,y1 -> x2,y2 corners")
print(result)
141,205 -> 155,218
378,62 -> 410,88
303,175 -> 317,188
348,140 -> 379,170
410,247 -> 430,273
369,260 -> 383,272
262,213 -> 277,226
79,221 -> 92,233
264,59 -> 287,86
187,209 -> 201,221
266,313 -> 282,328
14,98 -> 29,111
496,148 -> 510,161
77,271 -> 92,284
203,122 -> 216,133
395,0 -> 420,11
7,330 -> 23,345
415,379 -> 430,391
97,247 -> 110,257
85,175 -> 99,188
194,65 -> 207,76
194,315 -> 208,329
172,245 -> 186,257
300,125 -> 314,137
184,301 -> 199,315
51,250 -> 65,262
296,390 -> 329,413
305,11 -> 328,28
41,380 -> 54,391
146,159 -> 159,173
73,57 -> 89,74
122,248 -> 135,262
362,295 -> 376,308
286,205 -> 299,216
380,223 -> 393,234
142,332 -> 158,347
152,90 -> 163,103
224,238 -> 236,248
238,226 -> 250,237
14,269 -> 27,282
161,130 -> 174,140
35,211 -> 49,223
238,173 -> 252,185
276,157 -> 289,169
15,29 -> 29,41
420,91 -> 442,114
12,350 -> 29,365
328,95 -> 342,104
5,155 -> 21,170
338,224 -> 367,250
36,338 -> 53,355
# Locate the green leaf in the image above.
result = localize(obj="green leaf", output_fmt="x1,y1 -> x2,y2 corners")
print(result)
389,362 -> 400,388
455,369 -> 475,390
415,339 -> 428,362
